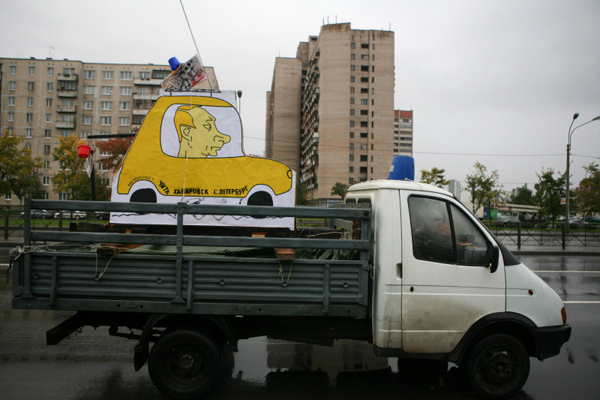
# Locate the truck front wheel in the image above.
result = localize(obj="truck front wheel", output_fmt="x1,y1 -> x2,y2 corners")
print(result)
465,334 -> 530,399
148,329 -> 222,400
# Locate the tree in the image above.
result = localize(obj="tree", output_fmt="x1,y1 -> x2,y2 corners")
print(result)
296,182 -> 309,206
465,161 -> 503,215
52,135 -> 108,200
508,184 -> 535,206
576,162 -> 600,217
420,167 -> 450,188
95,137 -> 133,171
534,168 -> 566,226
331,182 -> 349,198
0,132 -> 44,206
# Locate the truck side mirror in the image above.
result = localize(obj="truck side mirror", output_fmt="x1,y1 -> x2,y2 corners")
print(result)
488,245 -> 500,273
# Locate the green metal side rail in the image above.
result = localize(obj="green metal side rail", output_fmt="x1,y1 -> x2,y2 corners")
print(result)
13,199 -> 372,318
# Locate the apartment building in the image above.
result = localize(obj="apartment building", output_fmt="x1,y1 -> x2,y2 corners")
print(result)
266,23 -> 396,204
394,109 -> 413,157
0,57 -> 218,207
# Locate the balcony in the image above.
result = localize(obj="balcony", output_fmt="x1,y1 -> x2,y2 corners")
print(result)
57,73 -> 78,82
133,108 -> 150,116
56,121 -> 76,129
57,90 -> 78,98
134,78 -> 163,86
56,105 -> 77,113
133,93 -> 160,101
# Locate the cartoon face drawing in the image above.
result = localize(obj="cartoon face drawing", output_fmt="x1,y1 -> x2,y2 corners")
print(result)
175,106 -> 231,158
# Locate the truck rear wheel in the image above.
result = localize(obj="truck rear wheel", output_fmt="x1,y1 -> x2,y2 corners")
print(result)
148,329 -> 222,400
465,334 -> 530,399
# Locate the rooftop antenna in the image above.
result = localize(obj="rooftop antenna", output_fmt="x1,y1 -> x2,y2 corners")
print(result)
48,46 -> 54,58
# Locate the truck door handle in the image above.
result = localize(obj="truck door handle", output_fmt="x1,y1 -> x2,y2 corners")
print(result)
397,263 -> 402,279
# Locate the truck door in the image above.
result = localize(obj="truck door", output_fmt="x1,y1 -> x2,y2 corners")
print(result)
400,193 -> 505,354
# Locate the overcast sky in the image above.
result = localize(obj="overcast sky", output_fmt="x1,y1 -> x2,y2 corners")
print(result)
2,0 -> 599,196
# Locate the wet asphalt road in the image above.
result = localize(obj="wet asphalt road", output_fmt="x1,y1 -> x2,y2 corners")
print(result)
1,254 -> 599,400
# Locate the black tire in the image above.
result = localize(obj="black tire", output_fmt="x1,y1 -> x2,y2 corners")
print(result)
148,329 -> 223,400
465,334 -> 530,399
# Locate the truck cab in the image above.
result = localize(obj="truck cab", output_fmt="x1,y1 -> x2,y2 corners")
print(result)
345,180 -> 570,399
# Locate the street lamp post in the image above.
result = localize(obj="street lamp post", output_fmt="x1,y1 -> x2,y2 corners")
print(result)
565,113 -> 600,232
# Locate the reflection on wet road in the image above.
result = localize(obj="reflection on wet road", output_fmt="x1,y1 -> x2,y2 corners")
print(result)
1,255 -> 599,399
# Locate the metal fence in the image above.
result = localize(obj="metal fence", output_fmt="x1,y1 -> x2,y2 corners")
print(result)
486,221 -> 600,249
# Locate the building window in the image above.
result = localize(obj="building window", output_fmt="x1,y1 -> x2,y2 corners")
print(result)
7,113 -> 14,122
63,68 -> 75,76
59,193 -> 69,201
26,113 -> 34,122
350,87 -> 355,93
360,132 -> 368,138
350,65 -> 355,71
83,86 -> 96,95
350,76 -> 355,83
152,70 -> 170,79
27,82 -> 35,91
350,121 -> 355,127
361,99 -> 368,105
82,116 -> 93,125
350,132 -> 354,139
27,98 -> 34,107
350,98 -> 355,104
47,82 -> 54,92
360,155 -> 368,162
102,70 -> 114,80
349,166 -> 354,173
361,65 -> 369,72
45,129 -> 51,138
361,88 -> 368,93
26,129 -> 33,138
84,70 -> 96,79
101,86 -> 113,95
351,54 -> 356,60
361,54 -> 369,60
45,114 -> 52,123
100,101 -> 112,110
360,167 -> 368,173
4,194 -> 11,201
360,110 -> 368,116
43,176 -> 50,185
120,71 -> 132,80
350,154 -> 354,161
119,101 -> 131,111
44,145 -> 51,154
351,42 -> 356,49
139,71 -> 150,79
83,101 -> 94,110
361,144 -> 368,150
361,77 -> 368,83
120,86 -> 132,95
47,67 -> 54,76
100,116 -> 112,126
361,43 -> 369,49
9,81 -> 16,91
9,66 -> 17,74
8,97 -> 15,106
29,66 -> 36,75
350,109 -> 355,116
46,98 -> 53,107
119,116 -> 130,126
350,143 -> 354,150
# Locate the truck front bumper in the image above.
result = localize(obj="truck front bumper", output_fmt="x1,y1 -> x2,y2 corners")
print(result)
531,324 -> 571,360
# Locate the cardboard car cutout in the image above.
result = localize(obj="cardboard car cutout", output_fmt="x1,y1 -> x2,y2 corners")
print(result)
111,91 -> 296,229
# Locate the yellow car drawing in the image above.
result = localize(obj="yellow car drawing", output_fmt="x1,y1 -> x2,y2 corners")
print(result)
111,92 -> 295,226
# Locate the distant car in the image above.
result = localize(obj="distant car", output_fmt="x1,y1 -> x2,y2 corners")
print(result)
54,210 -> 87,220
585,216 -> 600,223
19,209 -> 53,219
